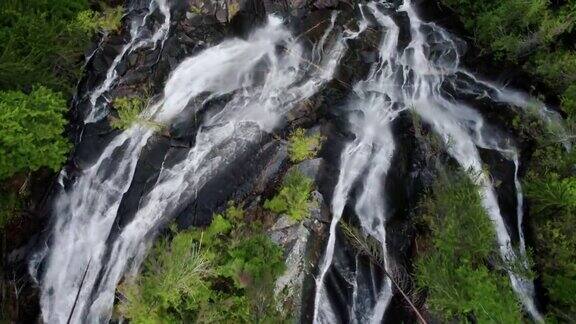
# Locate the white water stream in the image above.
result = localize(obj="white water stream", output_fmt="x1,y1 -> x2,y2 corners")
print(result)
86,0 -> 171,123
312,1 -> 547,322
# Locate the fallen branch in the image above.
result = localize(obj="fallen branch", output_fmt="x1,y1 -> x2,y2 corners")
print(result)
339,221 -> 428,324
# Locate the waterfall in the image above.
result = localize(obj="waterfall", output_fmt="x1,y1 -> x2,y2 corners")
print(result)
31,0 -> 561,322
312,1 -> 547,322
86,0 -> 171,123
34,15 -> 352,324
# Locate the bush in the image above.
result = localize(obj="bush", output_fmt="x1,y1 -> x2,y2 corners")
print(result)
530,50 -> 576,90
0,0 -> 91,92
118,232 -> 213,323
0,87 -> 70,180
119,205 -> 287,323
525,178 -> 576,216
525,177 -> 576,320
75,5 -> 123,35
561,85 -> 576,117
110,96 -> 162,131
439,0 -> 576,108
415,172 -> 522,322
264,170 -> 314,221
287,128 -> 323,163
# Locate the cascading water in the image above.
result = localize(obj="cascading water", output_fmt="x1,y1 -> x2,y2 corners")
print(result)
31,0 -> 562,323
312,1 -> 549,322
86,0 -> 171,123
33,14 -> 355,324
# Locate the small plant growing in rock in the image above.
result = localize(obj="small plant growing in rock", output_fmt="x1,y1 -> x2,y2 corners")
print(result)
110,97 -> 163,131
287,128 -> 324,163
264,170 -> 313,221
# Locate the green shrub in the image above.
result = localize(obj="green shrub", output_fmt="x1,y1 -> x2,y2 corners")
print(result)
525,178 -> 576,216
561,85 -> 576,117
287,128 -> 323,163
0,87 -> 70,180
264,170 -> 314,221
119,204 -> 287,323
530,50 -> 576,90
439,0 -> 576,103
75,5 -> 123,35
220,234 -> 285,288
0,0 -> 92,92
110,97 -> 162,131
525,177 -> 576,320
415,172 -> 523,322
118,232 -> 213,323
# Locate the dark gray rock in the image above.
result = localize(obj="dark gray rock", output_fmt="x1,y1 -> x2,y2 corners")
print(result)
291,158 -> 322,181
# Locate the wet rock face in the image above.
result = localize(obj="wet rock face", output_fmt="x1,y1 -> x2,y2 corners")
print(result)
268,190 -> 330,320
16,0 -> 547,322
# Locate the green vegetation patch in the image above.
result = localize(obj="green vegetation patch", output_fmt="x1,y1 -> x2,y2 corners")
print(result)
110,96 -> 163,131
264,170 -> 314,221
525,173 -> 576,320
0,87 -> 70,180
118,205 -> 288,323
0,0 -> 122,93
76,5 -> 123,36
287,128 -> 323,163
415,172 -> 522,323
439,2 -> 576,317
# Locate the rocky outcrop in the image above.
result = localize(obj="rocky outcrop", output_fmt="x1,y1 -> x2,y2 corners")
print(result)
269,190 -> 329,318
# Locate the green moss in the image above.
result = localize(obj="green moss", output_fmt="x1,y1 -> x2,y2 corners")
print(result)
287,128 -> 323,163
264,170 -> 314,221
415,172 -> 522,322
118,204 -> 287,323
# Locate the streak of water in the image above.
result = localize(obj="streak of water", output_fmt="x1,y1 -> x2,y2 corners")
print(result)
313,5 -> 398,322
86,0 -> 171,123
399,1 -> 543,319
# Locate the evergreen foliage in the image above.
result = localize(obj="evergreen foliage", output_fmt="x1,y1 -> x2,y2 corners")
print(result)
1,0 -> 86,92
415,172 -> 522,323
118,205 -> 287,323
441,0 -> 576,319
0,190 -> 21,230
0,87 -> 70,180
0,0 -> 124,93
75,5 -> 123,35
264,170 -> 314,221
526,174 -> 576,320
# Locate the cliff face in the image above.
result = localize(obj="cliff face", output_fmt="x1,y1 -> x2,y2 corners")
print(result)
3,0 -> 556,322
